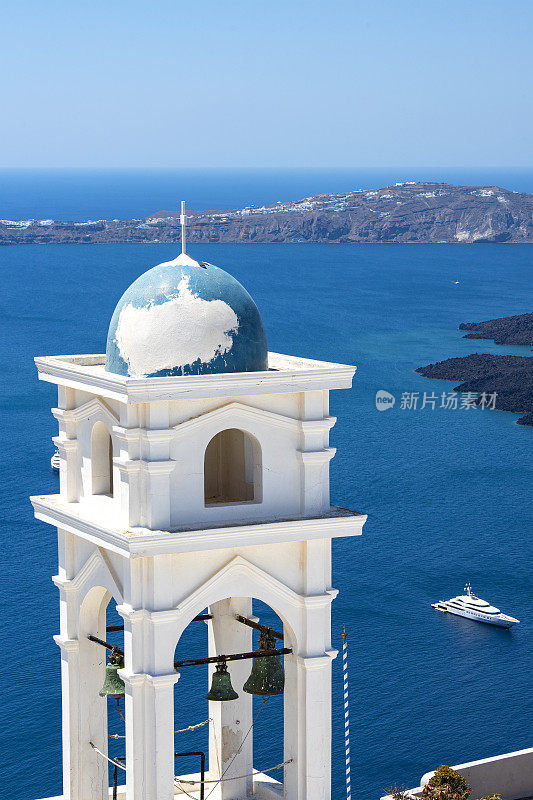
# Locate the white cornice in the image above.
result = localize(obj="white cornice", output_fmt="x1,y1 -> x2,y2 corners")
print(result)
145,673 -> 181,687
31,494 -> 366,558
117,670 -> 180,687
52,397 -> 119,427
113,427 -> 175,445
56,549 -> 124,604
53,435 -> 78,452
114,458 -> 174,476
140,429 -> 175,444
297,654 -> 336,669
173,401 -> 302,437
114,411 -> 336,441
114,458 -> 142,475
35,352 -> 357,404
116,605 -> 150,623
301,417 -> 337,433
53,635 -> 79,653
140,460 -> 175,476
297,447 -> 336,464
112,426 -> 142,443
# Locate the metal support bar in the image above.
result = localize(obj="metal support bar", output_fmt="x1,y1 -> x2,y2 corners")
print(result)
175,751 -> 206,800
175,646 -> 291,668
88,635 -> 291,667
88,634 -> 123,655
112,764 -> 118,800
234,614 -> 284,641
105,614 -> 212,634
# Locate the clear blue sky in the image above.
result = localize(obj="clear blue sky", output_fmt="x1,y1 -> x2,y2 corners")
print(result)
1,0 -> 531,168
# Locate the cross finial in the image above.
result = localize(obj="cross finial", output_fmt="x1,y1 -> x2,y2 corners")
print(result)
180,200 -> 187,254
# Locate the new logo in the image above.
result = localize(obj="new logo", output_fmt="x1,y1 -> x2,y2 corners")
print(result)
375,390 -> 396,411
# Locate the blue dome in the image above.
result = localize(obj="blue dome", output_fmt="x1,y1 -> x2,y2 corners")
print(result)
105,253 -> 268,378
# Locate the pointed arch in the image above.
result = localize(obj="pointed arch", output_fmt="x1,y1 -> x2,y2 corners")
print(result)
52,396 -> 119,428
170,555 -> 303,657
67,549 -> 124,614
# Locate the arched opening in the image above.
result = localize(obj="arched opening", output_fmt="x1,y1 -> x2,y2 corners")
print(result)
78,587 -> 125,799
204,428 -> 262,505
91,422 -> 114,496
172,596 -> 289,797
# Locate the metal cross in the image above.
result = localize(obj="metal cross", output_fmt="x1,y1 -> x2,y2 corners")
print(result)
180,200 -> 187,254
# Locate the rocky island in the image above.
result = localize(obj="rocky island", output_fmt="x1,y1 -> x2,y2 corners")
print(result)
459,313 -> 533,346
417,313 -> 533,426
2,181 -> 533,245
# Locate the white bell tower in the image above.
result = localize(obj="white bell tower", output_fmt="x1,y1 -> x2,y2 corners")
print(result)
32,233 -> 366,800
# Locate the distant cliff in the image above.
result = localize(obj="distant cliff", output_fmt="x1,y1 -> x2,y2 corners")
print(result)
2,182 -> 533,245
417,313 -> 533,426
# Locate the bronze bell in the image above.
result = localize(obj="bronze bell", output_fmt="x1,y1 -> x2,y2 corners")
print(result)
99,650 -> 125,700
206,659 -> 239,702
243,633 -> 284,696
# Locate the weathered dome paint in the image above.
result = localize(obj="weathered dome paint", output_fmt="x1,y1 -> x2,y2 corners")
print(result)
105,255 -> 268,378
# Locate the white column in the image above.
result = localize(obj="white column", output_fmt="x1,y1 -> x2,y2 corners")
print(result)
52,388 -> 79,503
142,461 -> 174,530
120,671 -> 179,800
284,566 -> 337,800
53,436 -> 79,502
297,449 -> 335,516
78,592 -> 109,800
121,672 -> 145,800
113,425 -> 142,527
115,460 -> 142,527
54,541 -> 109,800
305,654 -> 334,800
119,605 -> 179,800
54,636 -> 81,800
54,529 -> 83,800
284,651 -> 336,800
208,597 -> 254,800
283,649 -> 299,800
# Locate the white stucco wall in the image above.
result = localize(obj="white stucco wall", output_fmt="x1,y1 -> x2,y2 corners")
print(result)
53,387 -> 334,531
381,747 -> 533,800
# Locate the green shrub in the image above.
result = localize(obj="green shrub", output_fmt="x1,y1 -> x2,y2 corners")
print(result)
479,795 -> 506,800
422,787 -> 466,800
387,785 -> 412,800
422,766 -> 471,800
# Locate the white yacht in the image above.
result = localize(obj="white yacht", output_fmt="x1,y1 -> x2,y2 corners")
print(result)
432,583 -> 519,628
51,450 -> 60,472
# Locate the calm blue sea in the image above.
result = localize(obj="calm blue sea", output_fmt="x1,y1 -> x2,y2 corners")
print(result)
0,170 -> 532,800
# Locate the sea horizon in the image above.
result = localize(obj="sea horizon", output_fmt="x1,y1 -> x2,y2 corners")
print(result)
1,166 -> 533,222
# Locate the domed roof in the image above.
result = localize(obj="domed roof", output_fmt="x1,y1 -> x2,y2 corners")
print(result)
105,251 -> 268,378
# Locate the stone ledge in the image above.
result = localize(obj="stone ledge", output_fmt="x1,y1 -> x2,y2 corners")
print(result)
31,495 -> 366,557
34,351 -> 356,403
36,770 -> 283,800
